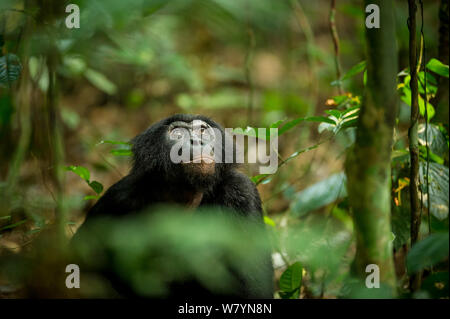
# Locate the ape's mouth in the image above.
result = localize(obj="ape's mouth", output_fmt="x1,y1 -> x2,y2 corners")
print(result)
183,154 -> 215,164
182,155 -> 216,176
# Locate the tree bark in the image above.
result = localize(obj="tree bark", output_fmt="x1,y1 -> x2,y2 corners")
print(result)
345,0 -> 397,294
407,0 -> 422,292
431,0 -> 449,125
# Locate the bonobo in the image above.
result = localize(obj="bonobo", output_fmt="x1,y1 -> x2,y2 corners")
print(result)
73,114 -> 274,298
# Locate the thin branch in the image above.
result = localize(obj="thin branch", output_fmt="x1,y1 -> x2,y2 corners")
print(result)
244,1 -> 255,125
290,0 -> 319,106
329,0 -> 343,94
419,0 -> 431,236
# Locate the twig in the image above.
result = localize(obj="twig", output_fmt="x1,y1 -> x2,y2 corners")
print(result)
290,0 -> 319,107
329,0 -> 343,94
244,1 -> 255,125
419,0 -> 431,236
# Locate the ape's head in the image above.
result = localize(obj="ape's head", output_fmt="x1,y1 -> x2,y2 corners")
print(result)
131,114 -> 233,190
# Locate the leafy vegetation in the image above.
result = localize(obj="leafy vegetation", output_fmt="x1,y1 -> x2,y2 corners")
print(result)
0,0 -> 448,299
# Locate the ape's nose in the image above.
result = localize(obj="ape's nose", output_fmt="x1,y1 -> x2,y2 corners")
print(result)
190,136 -> 205,146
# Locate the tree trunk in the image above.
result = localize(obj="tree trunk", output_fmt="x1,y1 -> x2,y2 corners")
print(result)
431,0 -> 449,125
345,0 -> 397,294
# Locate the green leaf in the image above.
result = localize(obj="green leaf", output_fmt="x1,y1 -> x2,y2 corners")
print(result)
341,61 -> 366,81
419,146 -> 444,164
325,109 -> 342,118
290,172 -> 347,217
269,119 -> 285,129
110,149 -> 133,156
418,71 -> 438,95
84,68 -> 117,95
340,117 -> 359,129
305,116 -> 336,124
418,124 -> 448,158
279,262 -> 303,299
88,181 -> 104,195
407,233 -> 449,274
426,59 -> 449,78
251,174 -> 269,184
332,61 -> 366,86
400,86 -> 435,120
65,165 -> 90,182
263,216 -> 276,227
278,118 -> 305,136
278,116 -> 335,137
391,204 -> 411,250
419,162 -> 449,220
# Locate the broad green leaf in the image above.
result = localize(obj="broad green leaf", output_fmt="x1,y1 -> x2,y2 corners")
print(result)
269,119 -> 285,129
305,116 -> 336,124
65,165 -> 90,182
332,61 -> 366,86
407,233 -> 449,274
391,203 -> 411,250
341,61 -> 366,81
400,86 -> 435,120
418,124 -> 448,158
278,116 -> 335,136
426,59 -> 449,78
419,162 -> 449,220
278,118 -> 305,136
419,146 -> 444,164
418,71 -> 438,95
279,262 -> 303,299
89,181 -> 104,195
290,172 -> 347,217
340,117 -> 359,129
325,109 -> 342,118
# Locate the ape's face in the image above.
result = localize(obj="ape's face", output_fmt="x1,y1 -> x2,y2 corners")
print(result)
167,119 -> 217,177
131,114 -> 229,190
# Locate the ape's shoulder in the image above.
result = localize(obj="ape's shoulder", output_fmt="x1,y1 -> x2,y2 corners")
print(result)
209,169 -> 262,217
86,174 -> 148,218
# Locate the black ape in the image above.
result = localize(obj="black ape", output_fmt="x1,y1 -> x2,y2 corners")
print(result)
74,114 -> 273,298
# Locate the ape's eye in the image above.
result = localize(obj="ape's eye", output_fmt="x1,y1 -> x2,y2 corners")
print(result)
170,128 -> 185,140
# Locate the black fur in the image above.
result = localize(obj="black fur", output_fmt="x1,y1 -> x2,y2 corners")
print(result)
74,114 -> 273,298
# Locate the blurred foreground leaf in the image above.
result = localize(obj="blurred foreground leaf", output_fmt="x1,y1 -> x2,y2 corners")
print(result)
279,262 -> 302,299
290,172 -> 347,217
407,232 -> 449,274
